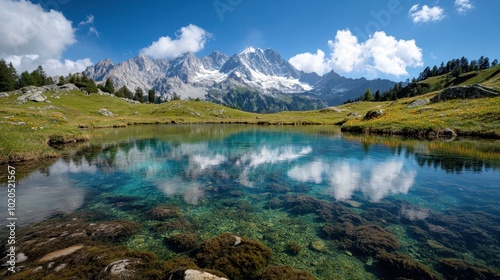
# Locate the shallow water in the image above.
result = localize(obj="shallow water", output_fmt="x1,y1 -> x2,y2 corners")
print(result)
2,124 -> 499,279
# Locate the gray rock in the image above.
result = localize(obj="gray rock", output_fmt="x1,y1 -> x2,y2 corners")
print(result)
104,259 -> 138,278
184,269 -> 228,280
168,269 -> 228,280
431,84 -> 499,103
0,92 -> 9,98
417,107 -> 434,113
363,109 -> 384,120
58,83 -> 79,92
407,99 -> 430,109
347,112 -> 359,117
320,107 -> 343,113
98,108 -> 113,117
28,91 -> 47,102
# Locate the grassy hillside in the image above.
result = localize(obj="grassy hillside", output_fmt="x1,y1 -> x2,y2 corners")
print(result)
341,66 -> 500,138
1,64 -> 499,164
0,90 -> 384,163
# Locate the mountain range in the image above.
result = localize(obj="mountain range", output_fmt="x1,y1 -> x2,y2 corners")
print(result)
85,47 -> 396,112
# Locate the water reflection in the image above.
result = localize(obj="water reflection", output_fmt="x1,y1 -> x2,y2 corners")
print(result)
288,159 -> 416,202
0,159 -> 91,226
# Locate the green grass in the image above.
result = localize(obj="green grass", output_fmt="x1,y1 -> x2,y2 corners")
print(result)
341,91 -> 500,138
1,76 -> 499,164
0,90 -> 387,163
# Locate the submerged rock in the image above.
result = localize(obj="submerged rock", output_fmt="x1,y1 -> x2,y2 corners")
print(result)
167,269 -> 229,280
376,251 -> 440,280
439,258 -> 500,280
194,233 -> 272,280
37,245 -> 85,262
260,265 -> 316,280
310,240 -> 325,252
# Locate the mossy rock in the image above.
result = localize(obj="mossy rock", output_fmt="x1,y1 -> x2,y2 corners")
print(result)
150,204 -> 182,220
194,233 -> 272,280
438,258 -> 500,280
376,250 -> 440,280
166,232 -> 201,252
260,265 -> 316,280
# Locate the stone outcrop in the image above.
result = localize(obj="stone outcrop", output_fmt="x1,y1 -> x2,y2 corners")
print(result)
431,84 -> 499,103
407,99 -> 430,109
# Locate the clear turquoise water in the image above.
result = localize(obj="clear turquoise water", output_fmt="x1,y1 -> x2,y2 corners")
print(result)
2,124 -> 499,279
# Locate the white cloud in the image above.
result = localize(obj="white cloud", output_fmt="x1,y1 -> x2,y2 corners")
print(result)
0,0 -> 92,76
409,4 -> 445,23
455,0 -> 474,15
289,30 -> 423,77
78,14 -> 99,37
288,49 -> 331,75
140,24 -> 211,59
78,14 -> 94,26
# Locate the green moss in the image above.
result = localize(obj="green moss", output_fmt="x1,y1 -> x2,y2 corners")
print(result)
194,233 -> 272,280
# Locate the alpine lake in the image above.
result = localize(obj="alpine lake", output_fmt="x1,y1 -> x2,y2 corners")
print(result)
1,124 -> 499,279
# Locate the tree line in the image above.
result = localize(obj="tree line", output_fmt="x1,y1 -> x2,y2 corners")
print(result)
0,59 -> 164,104
346,55 -> 498,103
0,59 -> 54,91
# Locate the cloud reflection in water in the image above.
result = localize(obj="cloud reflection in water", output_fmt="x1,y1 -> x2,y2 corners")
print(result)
288,159 -> 416,202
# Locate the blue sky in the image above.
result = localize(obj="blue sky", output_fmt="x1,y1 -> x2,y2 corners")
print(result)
1,0 -> 498,81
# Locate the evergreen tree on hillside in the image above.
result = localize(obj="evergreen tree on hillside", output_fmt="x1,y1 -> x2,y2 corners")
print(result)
492,59 -> 498,67
31,65 -> 48,86
363,89 -> 374,101
148,88 -> 156,103
103,78 -> 115,93
0,59 -> 16,91
18,71 -> 35,88
134,87 -> 145,103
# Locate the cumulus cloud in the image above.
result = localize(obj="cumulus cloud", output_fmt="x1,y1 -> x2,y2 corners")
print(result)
0,0 -> 92,75
289,30 -> 423,76
409,4 -> 445,23
288,49 -> 331,75
455,0 -> 474,15
140,24 -> 211,59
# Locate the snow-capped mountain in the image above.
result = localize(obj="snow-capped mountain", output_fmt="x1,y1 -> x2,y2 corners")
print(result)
85,48 -> 396,112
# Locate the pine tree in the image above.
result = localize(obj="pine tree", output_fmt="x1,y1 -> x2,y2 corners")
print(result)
374,90 -> 381,101
32,65 -> 48,86
134,87 -> 145,103
363,89 -> 374,101
18,71 -> 35,88
103,78 -> 115,93
0,59 -> 16,91
492,59 -> 499,67
148,88 -> 156,103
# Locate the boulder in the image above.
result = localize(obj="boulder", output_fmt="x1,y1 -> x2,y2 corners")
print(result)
58,83 -> 79,92
363,109 -> 384,120
407,99 -> 430,109
431,84 -> 499,103
0,92 -> 9,98
98,108 -> 113,117
17,87 -> 47,103
167,269 -> 229,280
